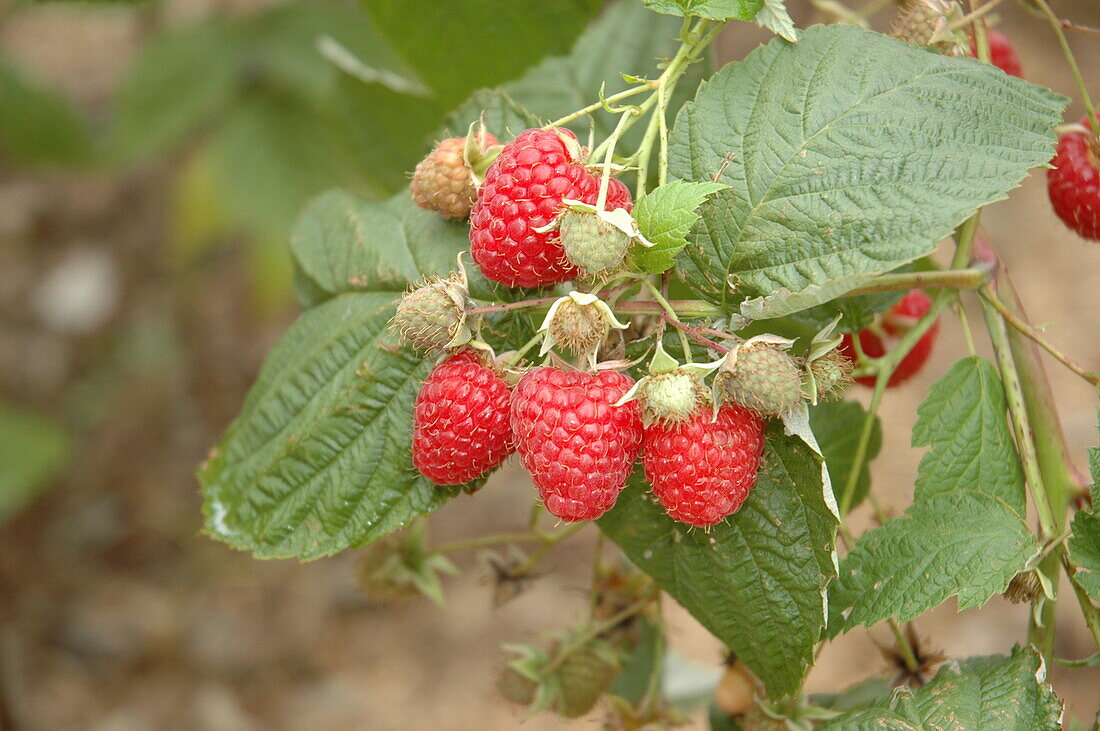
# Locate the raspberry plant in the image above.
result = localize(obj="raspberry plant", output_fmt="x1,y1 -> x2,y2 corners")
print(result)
199,0 -> 1100,726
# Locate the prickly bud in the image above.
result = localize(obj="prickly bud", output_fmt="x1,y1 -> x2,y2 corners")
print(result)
499,632 -> 620,719
638,370 -> 705,425
355,521 -> 456,607
559,208 -> 632,278
891,0 -> 967,56
808,349 -> 854,401
410,130 -> 500,219
1003,571 -> 1042,604
720,342 -> 804,417
391,273 -> 472,352
539,292 -> 627,365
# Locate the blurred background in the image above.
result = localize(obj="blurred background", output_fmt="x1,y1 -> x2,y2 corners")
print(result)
1,0 -> 1098,728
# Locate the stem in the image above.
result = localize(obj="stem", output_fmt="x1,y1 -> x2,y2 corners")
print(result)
597,105 -> 642,210
544,84 -> 653,129
433,532 -> 541,554
888,620 -> 923,675
511,522 -> 587,575
969,0 -> 991,65
838,292 -> 954,516
645,280 -> 694,360
634,111 -> 662,198
979,292 -> 1058,539
665,318 -> 729,354
614,299 -> 723,318
980,288 -> 1099,387
469,296 -> 561,314
845,267 -> 990,297
949,0 -> 1007,31
1033,0 -> 1099,136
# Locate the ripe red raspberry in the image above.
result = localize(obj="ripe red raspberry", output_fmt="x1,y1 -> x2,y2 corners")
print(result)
510,367 -> 642,521
840,290 -> 940,388
410,133 -> 499,220
469,128 -> 632,288
970,30 -> 1023,78
642,405 -> 765,527
1047,114 -> 1100,241
412,350 -> 513,485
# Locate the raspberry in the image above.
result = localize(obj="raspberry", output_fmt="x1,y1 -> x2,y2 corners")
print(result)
637,370 -> 704,425
970,29 -> 1023,78
891,0 -> 966,56
1047,115 -> 1100,241
559,208 -> 631,278
719,343 -> 803,417
510,367 -> 642,521
391,274 -> 472,352
412,350 -> 513,485
469,128 -> 632,288
410,133 -> 499,220
840,289 -> 940,387
642,405 -> 765,527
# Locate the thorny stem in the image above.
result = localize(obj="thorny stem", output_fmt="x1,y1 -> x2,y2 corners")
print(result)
979,293 -> 1058,540
1032,0 -> 1099,136
845,267 -> 990,297
543,85 -> 654,129
981,288 -> 1100,387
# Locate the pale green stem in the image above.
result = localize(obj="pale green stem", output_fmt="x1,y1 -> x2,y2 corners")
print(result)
1033,0 -> 1099,136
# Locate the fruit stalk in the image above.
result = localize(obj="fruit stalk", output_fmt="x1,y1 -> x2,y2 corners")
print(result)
1032,0 -> 1099,136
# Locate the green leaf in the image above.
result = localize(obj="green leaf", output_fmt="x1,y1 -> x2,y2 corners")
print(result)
809,677 -> 892,713
820,646 -> 1062,730
810,400 -> 881,512
668,25 -> 1066,316
599,425 -> 838,697
1068,410 -> 1100,601
0,403 -> 70,523
829,357 -> 1037,633
643,0 -> 764,21
364,0 -> 602,108
633,181 -> 727,273
911,357 -> 1026,513
199,292 -> 451,560
0,55 -> 93,165
829,492 -> 1036,630
754,0 -> 798,42
111,19 -> 241,161
290,190 -> 472,305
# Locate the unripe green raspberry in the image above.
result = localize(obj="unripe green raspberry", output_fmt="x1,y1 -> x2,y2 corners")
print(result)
891,0 -> 966,55
808,349 -> 853,401
721,344 -> 804,417
391,275 -> 471,352
559,209 -> 631,278
548,296 -> 609,356
638,371 -> 704,425
497,665 -> 537,706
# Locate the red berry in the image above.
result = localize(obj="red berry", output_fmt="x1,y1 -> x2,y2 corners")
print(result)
412,350 -> 513,485
840,290 -> 940,388
970,29 -> 1023,78
642,405 -> 765,527
1047,115 -> 1100,241
510,367 -> 642,521
469,128 -> 632,289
